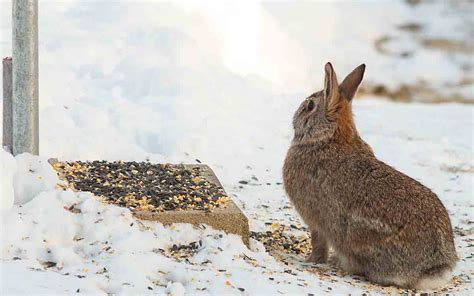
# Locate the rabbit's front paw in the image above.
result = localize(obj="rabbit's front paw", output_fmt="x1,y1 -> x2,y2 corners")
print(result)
306,230 -> 328,263
306,251 -> 327,264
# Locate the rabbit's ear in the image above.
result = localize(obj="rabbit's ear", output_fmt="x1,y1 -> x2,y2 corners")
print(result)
324,62 -> 339,103
340,64 -> 365,101
323,62 -> 341,117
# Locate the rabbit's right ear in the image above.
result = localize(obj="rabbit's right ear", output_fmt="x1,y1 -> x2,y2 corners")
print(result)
323,62 -> 341,119
340,64 -> 365,101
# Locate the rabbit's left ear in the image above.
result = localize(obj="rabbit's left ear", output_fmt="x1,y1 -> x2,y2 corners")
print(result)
323,62 -> 341,117
340,64 -> 365,101
324,62 -> 339,104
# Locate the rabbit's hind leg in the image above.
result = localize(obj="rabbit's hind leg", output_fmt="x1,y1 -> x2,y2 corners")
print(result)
366,264 -> 452,289
366,273 -> 412,288
412,265 -> 452,291
330,252 -> 365,275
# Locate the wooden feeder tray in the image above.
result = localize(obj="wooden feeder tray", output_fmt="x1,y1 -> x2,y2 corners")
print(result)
49,159 -> 249,245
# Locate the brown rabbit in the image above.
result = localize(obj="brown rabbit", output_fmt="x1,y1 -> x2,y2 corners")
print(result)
283,62 -> 457,290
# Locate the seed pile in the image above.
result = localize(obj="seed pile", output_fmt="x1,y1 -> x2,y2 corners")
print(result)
250,223 -> 342,284
51,161 -> 229,212
250,223 -> 311,257
153,241 -> 203,261
168,241 -> 202,258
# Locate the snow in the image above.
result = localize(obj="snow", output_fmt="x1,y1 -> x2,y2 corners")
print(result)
12,153 -> 58,205
1,99 -> 472,295
1,151 -> 15,210
1,0 -> 473,294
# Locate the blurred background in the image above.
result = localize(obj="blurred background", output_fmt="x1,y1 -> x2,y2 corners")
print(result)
0,0 -> 472,162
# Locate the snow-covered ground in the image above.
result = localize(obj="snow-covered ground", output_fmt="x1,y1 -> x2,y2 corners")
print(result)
1,100 -> 473,295
1,0 -> 473,295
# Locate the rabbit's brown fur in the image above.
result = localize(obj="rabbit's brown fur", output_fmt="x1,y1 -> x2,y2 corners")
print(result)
283,63 -> 457,290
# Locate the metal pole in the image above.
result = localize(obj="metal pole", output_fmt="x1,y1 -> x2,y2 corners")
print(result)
3,57 -> 13,153
12,0 -> 39,155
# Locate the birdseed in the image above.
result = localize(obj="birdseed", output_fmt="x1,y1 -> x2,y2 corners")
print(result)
153,240 -> 203,261
51,161 -> 230,212
250,223 -> 311,257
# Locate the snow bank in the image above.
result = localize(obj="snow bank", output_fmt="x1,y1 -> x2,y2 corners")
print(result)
12,153 -> 58,205
0,155 -> 314,294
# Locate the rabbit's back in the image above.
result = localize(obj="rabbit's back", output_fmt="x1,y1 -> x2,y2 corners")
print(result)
335,153 -> 456,261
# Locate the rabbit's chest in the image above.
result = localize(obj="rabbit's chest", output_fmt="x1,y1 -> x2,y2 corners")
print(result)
284,157 -> 329,208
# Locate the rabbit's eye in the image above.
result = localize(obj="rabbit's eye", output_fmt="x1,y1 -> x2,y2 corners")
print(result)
307,100 -> 315,111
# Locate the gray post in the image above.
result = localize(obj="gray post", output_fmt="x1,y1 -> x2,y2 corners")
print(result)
3,57 -> 13,153
12,0 -> 39,155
